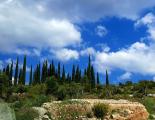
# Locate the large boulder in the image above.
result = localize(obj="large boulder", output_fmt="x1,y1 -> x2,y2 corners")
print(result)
39,99 -> 149,120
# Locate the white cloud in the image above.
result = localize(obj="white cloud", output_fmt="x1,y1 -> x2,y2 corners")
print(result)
94,42 -> 155,75
80,47 -> 96,56
135,13 -> 155,40
93,13 -> 155,76
23,0 -> 155,22
119,72 -> 132,80
0,0 -> 81,56
51,48 -> 79,61
95,25 -> 107,37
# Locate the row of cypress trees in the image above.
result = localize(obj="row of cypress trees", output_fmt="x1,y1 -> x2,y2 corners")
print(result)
1,55 -> 110,88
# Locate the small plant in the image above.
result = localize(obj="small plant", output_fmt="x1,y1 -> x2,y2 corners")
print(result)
92,103 -> 109,120
86,111 -> 93,118
15,107 -> 39,120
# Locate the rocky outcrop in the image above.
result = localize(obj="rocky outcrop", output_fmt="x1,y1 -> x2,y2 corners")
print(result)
34,99 -> 149,120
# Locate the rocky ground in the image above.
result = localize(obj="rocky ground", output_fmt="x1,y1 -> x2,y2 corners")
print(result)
33,99 -> 149,120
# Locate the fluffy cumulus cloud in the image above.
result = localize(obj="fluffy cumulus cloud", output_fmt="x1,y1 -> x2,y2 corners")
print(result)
119,72 -> 132,80
0,0 -> 81,59
20,0 -> 155,22
135,13 -> 155,40
94,41 -> 155,75
92,13 -> 155,77
95,25 -> 108,37
51,48 -> 79,61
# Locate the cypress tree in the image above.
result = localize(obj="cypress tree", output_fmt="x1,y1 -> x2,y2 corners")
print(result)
87,55 -> 92,81
66,73 -> 70,82
75,65 -> 80,82
106,69 -> 109,86
48,64 -> 52,76
5,64 -> 10,77
97,72 -> 100,85
91,66 -> 95,88
41,62 -> 47,83
29,65 -> 33,85
14,57 -> 19,86
9,60 -> 13,86
37,63 -> 41,83
18,69 -> 23,84
51,60 -> 55,76
62,65 -> 66,81
57,62 -> 61,80
22,55 -> 26,85
72,64 -> 75,81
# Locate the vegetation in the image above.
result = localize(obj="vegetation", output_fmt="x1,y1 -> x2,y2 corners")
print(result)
92,103 -> 109,119
0,55 -> 155,119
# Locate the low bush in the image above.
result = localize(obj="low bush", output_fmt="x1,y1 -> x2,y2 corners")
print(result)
92,103 -> 109,119
15,107 -> 39,120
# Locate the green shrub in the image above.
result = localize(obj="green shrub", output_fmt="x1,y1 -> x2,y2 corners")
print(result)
57,86 -> 67,100
86,111 -> 93,118
15,107 -> 39,120
92,103 -> 109,119
28,84 -> 47,97
46,76 -> 58,95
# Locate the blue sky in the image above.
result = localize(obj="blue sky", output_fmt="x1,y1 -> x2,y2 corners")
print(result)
1,0 -> 155,84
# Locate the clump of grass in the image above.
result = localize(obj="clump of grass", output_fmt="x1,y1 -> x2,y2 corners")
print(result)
92,103 -> 109,120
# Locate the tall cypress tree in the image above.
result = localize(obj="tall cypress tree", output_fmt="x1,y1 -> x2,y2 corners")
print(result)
97,72 -> 100,85
51,60 -> 55,76
57,62 -> 61,81
106,69 -> 109,86
72,64 -> 75,81
75,65 -> 80,83
87,55 -> 92,81
37,63 -> 41,83
41,62 -> 47,83
14,57 -> 19,86
9,60 -> 13,86
48,64 -> 52,76
62,65 -> 66,82
91,66 -> 95,88
5,64 -> 10,77
18,69 -> 23,84
29,65 -> 33,85
22,55 -> 26,85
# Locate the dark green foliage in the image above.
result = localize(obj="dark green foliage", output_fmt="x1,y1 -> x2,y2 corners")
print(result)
57,85 -> 67,100
22,55 -> 26,85
46,76 -> 58,95
87,55 -> 92,81
0,73 -> 9,97
29,65 -> 32,85
72,64 -> 75,81
5,64 -> 10,77
51,60 -> 55,76
97,72 -> 100,85
92,103 -> 109,119
9,60 -> 13,86
33,64 -> 41,85
41,61 -> 48,83
75,65 -> 80,83
57,62 -> 61,81
18,69 -> 23,85
91,66 -> 95,88
15,107 -> 39,120
14,57 -> 19,86
106,69 -> 109,86
61,65 -> 66,82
